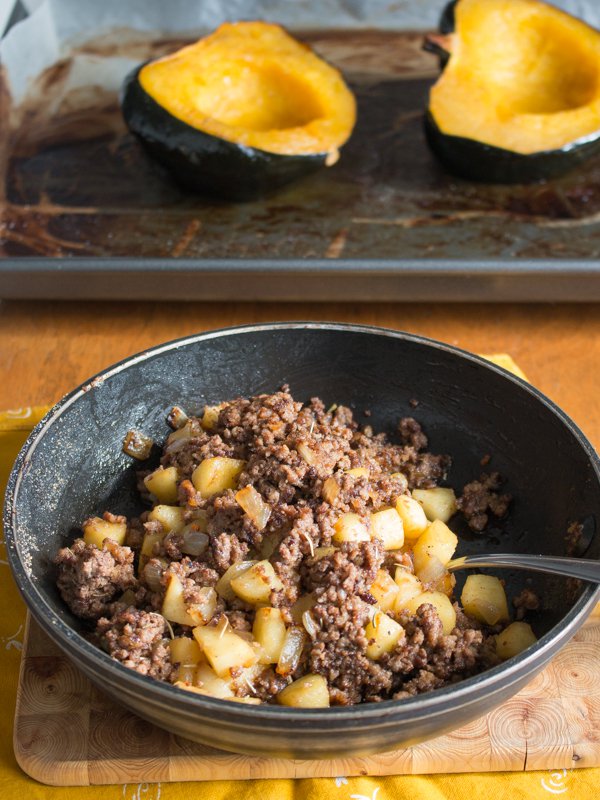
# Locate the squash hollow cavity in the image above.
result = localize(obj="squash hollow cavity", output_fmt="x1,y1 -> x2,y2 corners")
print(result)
137,22 -> 355,156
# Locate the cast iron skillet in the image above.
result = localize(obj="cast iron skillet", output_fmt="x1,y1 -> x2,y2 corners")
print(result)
4,323 -> 600,758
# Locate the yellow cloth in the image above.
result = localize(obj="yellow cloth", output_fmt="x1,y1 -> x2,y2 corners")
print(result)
0,362 -> 598,798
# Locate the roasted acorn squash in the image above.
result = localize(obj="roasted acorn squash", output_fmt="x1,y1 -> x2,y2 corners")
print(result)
424,0 -> 600,183
121,22 -> 356,200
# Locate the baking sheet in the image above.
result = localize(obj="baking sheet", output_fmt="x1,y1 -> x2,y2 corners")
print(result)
1,0 -> 600,301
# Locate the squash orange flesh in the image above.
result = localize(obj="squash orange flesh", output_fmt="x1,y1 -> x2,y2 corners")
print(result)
139,22 -> 356,157
429,0 -> 600,154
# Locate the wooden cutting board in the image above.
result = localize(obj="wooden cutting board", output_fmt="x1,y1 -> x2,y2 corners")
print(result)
14,610 -> 600,786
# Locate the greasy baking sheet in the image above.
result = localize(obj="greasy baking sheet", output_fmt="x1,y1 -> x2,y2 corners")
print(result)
2,4 -> 600,300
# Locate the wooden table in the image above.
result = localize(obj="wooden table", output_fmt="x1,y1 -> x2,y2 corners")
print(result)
0,301 -> 599,453
4,299 -> 600,784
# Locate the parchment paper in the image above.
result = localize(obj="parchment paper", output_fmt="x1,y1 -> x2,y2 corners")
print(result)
2,0 -> 599,104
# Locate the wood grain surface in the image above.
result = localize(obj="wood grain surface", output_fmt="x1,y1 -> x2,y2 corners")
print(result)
2,299 -> 600,785
14,614 -> 600,786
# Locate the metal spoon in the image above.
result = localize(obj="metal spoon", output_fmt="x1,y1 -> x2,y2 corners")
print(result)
446,553 -> 600,583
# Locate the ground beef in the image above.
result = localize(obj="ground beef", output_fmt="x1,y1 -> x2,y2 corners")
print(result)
208,532 -> 250,574
96,606 -> 172,681
55,537 -> 136,619
457,472 -> 512,531
398,417 -> 428,450
513,588 -> 540,620
303,540 -> 384,600
309,594 -> 392,705
386,605 -> 497,698
56,388 -> 512,706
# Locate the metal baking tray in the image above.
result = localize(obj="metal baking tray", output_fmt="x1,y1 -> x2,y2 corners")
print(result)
1,0 -> 600,301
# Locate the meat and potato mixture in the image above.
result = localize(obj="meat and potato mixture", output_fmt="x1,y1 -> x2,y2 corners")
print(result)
54,388 -> 537,707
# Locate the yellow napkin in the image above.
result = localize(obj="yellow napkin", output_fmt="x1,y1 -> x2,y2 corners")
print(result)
0,361 -> 598,799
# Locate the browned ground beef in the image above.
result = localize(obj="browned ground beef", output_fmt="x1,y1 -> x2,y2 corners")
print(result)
513,587 -> 540,620
456,472 -> 512,531
55,537 -> 136,619
55,388 -> 511,705
96,607 -> 172,680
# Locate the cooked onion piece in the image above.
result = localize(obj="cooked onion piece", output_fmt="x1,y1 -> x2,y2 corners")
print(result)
122,429 -> 154,460
276,626 -> 306,677
235,485 -> 271,530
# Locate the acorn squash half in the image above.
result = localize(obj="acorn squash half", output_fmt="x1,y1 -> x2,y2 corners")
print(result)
121,22 -> 356,200
424,0 -> 600,183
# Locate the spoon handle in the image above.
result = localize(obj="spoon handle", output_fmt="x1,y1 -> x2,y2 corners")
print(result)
446,553 -> 600,583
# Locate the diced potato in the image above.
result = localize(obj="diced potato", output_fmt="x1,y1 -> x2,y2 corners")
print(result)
461,574 -> 509,626
193,624 -> 258,677
169,636 -> 202,666
412,488 -> 458,523
365,612 -> 404,659
333,513 -> 370,544
322,477 -> 340,504
191,457 -> 246,498
162,574 -> 196,627
346,467 -> 369,478
141,530 -> 164,558
235,485 -> 271,531
370,569 -> 400,612
370,508 -> 405,551
395,495 -> 428,540
187,586 -> 218,626
412,520 -> 458,581
253,607 -> 287,664
276,626 -> 306,677
82,516 -> 127,549
495,622 -> 537,660
148,504 -> 185,534
193,663 -> 235,699
393,570 -> 424,612
290,593 -> 316,624
215,560 -> 256,602
201,404 -> 224,431
143,466 -> 180,504
231,697 -> 263,705
230,560 -> 284,606
230,662 -> 268,696
277,674 -> 330,708
188,509 -> 208,532
402,591 -> 457,634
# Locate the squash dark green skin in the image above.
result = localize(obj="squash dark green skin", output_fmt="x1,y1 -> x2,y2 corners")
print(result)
424,1 -> 600,184
425,110 -> 600,184
121,65 -> 329,201
422,0 -> 457,68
